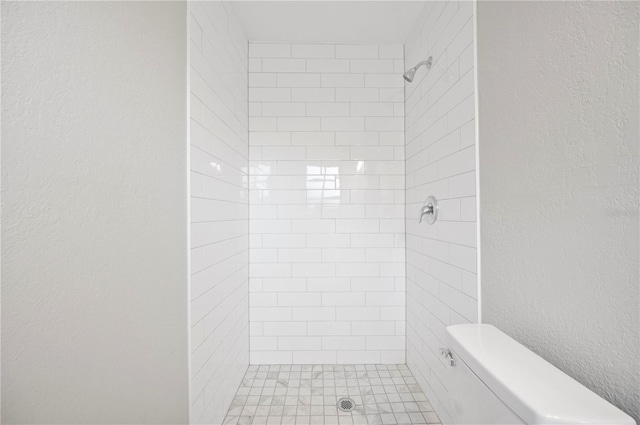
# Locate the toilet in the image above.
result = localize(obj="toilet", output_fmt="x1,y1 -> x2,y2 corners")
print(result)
443,324 -> 636,425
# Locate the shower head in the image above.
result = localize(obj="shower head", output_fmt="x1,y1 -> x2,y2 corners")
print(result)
403,68 -> 417,83
403,56 -> 433,83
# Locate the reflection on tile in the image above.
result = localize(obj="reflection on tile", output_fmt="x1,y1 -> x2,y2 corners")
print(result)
223,365 -> 440,425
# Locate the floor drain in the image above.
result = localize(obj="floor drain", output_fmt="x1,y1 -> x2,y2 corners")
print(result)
337,397 -> 356,412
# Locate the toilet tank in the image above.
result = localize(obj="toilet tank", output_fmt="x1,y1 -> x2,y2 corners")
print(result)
445,324 -> 636,425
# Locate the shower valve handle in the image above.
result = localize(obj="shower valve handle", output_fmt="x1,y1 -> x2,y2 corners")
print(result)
419,205 -> 433,222
418,196 -> 438,224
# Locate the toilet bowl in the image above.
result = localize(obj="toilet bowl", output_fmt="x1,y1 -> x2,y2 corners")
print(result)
443,324 -> 636,425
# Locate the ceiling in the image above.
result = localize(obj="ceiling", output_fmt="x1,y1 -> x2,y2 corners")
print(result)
232,1 -> 429,43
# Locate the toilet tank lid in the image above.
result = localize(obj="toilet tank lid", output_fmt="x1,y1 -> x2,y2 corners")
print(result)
446,324 -> 636,425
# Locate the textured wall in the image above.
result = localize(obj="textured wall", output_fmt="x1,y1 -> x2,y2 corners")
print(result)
248,42 -> 406,364
1,2 -> 189,423
404,1 -> 478,423
478,1 -> 639,421
189,2 -> 249,424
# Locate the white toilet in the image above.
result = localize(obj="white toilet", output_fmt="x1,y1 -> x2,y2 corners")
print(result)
443,324 -> 636,425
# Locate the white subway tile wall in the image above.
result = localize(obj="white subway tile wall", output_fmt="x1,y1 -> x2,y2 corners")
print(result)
248,43 -> 406,365
404,1 -> 478,423
190,3 -> 249,424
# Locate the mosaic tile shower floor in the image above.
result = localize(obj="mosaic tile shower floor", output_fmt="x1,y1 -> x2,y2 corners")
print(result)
223,364 -> 442,425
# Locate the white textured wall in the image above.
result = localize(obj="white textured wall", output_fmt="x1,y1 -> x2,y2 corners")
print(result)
248,42 -> 406,364
1,2 -> 189,423
404,1 -> 477,423
478,1 -> 639,421
189,2 -> 249,424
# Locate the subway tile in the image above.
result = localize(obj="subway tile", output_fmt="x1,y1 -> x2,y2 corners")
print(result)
306,59 -> 350,73
335,88 -> 378,102
192,18 -> 249,421
292,263 -> 335,277
448,171 -> 476,199
366,336 -> 404,350
306,146 -> 350,160
292,350 -> 337,364
292,307 -> 336,321
365,117 -> 404,131
278,204 -> 321,219
350,234 -> 395,248
291,219 -> 335,234
278,117 -> 321,131
352,321 -> 396,335
262,58 -> 306,72
336,44 -> 378,59
306,233 -> 351,248
350,59 -> 394,73
261,147 -> 306,161
380,306 -> 404,321
335,219 -> 379,233
350,102 -> 395,117
248,57 -> 262,72
249,73 -> 277,87
404,8 -> 477,414
336,307 -> 380,321
381,350 -> 405,363
278,292 -> 322,306
262,277 -> 306,292
249,117 -> 277,131
261,102 -> 306,117
322,292 -> 366,306
307,277 -> 350,292
291,44 -> 335,58
263,322 -> 307,336
307,321 -> 351,336
350,146 -> 394,160
379,88 -> 404,102
322,248 -> 366,263
460,197 -> 477,221
351,277 -> 396,292
336,262 -> 380,277
291,132 -> 335,146
366,292 -> 405,306
306,103 -> 350,117
322,336 -> 366,350
277,73 -> 321,87
337,351 -> 380,363
278,248 -> 322,263
251,336 -> 278,350
248,102 -> 262,117
292,88 -> 335,102
250,351 -> 292,364
335,132 -> 379,146
321,117 -> 365,131
321,73 -> 365,87
262,234 -> 307,248
250,88 -> 291,102
378,44 -> 404,59
250,307 -> 292,322
249,43 -> 291,58
365,74 -> 405,88
278,336 -> 321,351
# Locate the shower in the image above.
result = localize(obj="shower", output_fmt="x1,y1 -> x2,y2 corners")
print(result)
403,55 -> 433,82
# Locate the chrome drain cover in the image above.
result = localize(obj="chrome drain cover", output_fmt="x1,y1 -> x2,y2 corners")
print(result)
337,397 -> 356,412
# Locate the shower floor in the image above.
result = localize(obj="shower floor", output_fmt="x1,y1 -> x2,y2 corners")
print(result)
222,364 -> 441,425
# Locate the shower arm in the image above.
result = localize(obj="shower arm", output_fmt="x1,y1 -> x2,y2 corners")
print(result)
414,58 -> 433,70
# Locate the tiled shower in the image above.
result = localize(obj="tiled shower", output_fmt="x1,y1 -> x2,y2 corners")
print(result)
189,2 -> 476,424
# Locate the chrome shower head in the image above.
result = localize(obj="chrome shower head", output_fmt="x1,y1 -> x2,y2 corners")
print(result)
403,67 -> 417,82
403,56 -> 433,83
